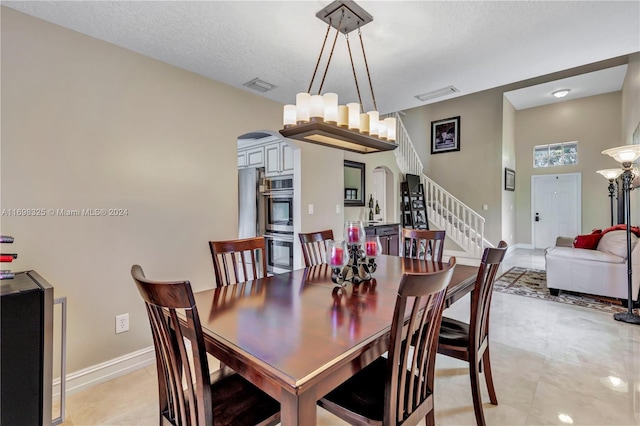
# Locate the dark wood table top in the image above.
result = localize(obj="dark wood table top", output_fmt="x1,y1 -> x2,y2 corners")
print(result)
192,255 -> 478,425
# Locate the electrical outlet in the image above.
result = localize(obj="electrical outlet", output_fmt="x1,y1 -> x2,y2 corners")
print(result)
115,313 -> 129,334
308,204 -> 314,214
336,204 -> 341,214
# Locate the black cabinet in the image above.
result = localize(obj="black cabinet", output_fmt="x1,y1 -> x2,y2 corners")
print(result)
1,271 -> 54,426
365,224 -> 400,256
401,175 -> 428,230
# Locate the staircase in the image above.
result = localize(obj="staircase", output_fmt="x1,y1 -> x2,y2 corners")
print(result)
390,113 -> 486,257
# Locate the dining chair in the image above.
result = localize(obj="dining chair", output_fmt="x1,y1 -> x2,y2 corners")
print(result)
131,265 -> 280,426
209,236 -> 267,286
317,257 -> 457,426
298,229 -> 334,267
437,241 -> 508,426
402,228 -> 446,262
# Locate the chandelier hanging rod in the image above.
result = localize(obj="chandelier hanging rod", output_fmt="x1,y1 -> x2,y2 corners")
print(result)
314,13 -> 345,96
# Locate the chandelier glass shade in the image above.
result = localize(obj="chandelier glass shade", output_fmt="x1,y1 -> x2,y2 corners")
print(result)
596,169 -> 624,180
279,1 -> 397,154
602,145 -> 640,166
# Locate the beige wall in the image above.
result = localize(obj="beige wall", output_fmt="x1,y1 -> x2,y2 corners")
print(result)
297,142 -> 344,243
514,92 -> 622,243
1,8 -> 352,373
402,89 -> 505,246
501,98 -> 517,246
343,151 -> 402,227
622,53 -> 640,146
1,8 -> 344,373
621,53 -> 640,224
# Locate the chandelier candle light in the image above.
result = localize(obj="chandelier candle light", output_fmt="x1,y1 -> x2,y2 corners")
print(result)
279,0 -> 397,154
602,145 -> 640,325
327,221 -> 381,285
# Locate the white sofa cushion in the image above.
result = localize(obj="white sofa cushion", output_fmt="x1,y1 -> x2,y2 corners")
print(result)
597,230 -> 637,259
545,246 -> 625,264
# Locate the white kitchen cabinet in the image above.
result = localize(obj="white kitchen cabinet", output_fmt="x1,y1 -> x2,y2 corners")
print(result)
238,146 -> 265,168
246,146 -> 264,167
265,141 -> 293,177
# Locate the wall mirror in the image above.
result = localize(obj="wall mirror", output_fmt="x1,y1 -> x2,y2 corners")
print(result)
344,160 -> 365,206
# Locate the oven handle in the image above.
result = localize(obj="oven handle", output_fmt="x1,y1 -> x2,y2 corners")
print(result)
263,191 -> 294,198
264,234 -> 294,242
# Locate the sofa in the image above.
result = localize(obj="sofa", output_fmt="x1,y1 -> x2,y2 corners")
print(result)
545,229 -> 640,302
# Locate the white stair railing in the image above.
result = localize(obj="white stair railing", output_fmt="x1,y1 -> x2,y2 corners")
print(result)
388,112 -> 486,257
422,175 -> 485,257
393,115 -> 423,177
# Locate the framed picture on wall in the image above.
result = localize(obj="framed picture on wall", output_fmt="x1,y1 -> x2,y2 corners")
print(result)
505,168 -> 515,191
431,116 -> 460,154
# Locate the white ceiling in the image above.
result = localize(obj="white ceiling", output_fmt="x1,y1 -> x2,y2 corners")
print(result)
3,1 -> 639,113
504,65 -> 629,110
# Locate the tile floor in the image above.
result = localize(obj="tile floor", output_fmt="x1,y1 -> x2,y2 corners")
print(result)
55,249 -> 640,425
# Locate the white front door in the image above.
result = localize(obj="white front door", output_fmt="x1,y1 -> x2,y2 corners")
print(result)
532,173 -> 581,249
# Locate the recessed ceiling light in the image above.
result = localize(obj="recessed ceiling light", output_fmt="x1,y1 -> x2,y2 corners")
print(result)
552,89 -> 570,98
415,86 -> 460,102
243,78 -> 276,93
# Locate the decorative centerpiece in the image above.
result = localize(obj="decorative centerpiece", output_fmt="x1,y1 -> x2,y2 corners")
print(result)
327,221 -> 381,285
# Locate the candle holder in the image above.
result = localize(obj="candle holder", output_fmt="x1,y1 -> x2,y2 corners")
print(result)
328,223 -> 380,285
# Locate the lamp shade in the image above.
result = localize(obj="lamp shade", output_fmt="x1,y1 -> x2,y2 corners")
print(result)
283,105 -> 296,127
596,169 -> 623,180
309,95 -> 325,120
296,92 -> 311,123
602,145 -> 640,164
347,103 -> 360,130
323,93 -> 338,123
367,111 -> 379,136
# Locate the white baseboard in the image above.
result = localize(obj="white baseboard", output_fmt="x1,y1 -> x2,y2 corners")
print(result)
443,249 -> 481,266
53,346 -> 155,398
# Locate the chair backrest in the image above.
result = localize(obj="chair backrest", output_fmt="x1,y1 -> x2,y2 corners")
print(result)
385,257 -> 456,425
470,241 -> 508,353
401,228 -> 446,262
209,237 -> 267,286
298,229 -> 334,267
131,265 -> 212,425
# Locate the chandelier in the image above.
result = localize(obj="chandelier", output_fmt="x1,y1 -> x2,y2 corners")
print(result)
279,0 -> 397,154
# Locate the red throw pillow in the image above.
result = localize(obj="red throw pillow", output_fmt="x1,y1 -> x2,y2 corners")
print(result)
573,234 -> 603,249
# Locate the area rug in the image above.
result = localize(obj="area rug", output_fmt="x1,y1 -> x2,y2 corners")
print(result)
493,267 -> 637,314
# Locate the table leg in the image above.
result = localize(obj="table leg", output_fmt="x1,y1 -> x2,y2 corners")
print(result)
280,385 -> 317,426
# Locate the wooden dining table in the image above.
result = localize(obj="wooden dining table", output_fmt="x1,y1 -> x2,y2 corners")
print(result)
192,255 -> 478,425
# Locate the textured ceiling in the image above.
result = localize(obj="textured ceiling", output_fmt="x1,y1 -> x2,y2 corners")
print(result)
3,1 -> 639,113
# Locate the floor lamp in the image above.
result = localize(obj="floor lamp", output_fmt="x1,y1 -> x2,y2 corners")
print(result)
597,169 -> 623,227
602,146 -> 640,325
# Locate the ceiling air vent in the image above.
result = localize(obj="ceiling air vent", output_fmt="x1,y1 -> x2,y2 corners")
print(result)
415,86 -> 460,102
243,78 -> 276,93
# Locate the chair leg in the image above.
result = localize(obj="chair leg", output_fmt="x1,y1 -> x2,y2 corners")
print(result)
482,348 -> 498,405
425,409 -> 435,426
469,355 -> 487,426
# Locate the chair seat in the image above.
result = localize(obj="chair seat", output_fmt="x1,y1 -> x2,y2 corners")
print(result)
210,373 -> 280,426
438,316 -> 470,347
320,357 -> 433,423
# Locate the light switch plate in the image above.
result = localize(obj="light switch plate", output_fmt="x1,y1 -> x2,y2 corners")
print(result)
308,204 -> 314,214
